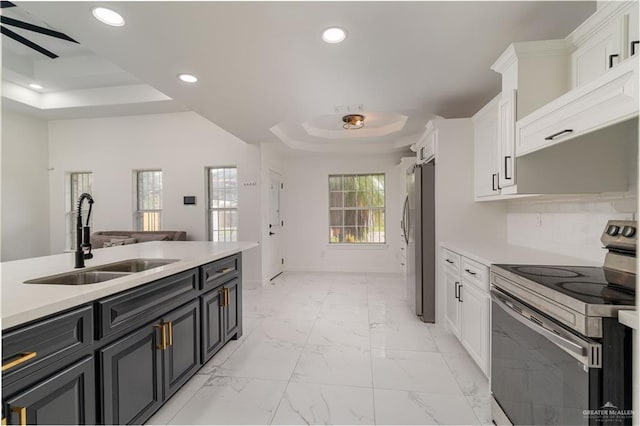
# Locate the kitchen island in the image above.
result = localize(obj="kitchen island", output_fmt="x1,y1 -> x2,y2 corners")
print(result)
1,240 -> 258,425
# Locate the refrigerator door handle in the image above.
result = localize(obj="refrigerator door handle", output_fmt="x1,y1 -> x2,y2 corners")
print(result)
402,195 -> 409,244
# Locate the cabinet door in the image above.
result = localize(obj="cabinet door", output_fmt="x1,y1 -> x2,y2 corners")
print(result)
163,300 -> 201,399
223,279 -> 242,341
473,100 -> 500,198
444,272 -> 461,337
571,19 -> 622,88
201,289 -> 225,363
5,356 -> 95,425
99,323 -> 163,425
459,283 -> 490,376
497,89 -> 516,189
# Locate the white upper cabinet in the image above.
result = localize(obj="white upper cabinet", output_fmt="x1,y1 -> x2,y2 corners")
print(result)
414,122 -> 436,165
516,57 -> 638,157
569,2 -> 639,88
473,94 -> 500,199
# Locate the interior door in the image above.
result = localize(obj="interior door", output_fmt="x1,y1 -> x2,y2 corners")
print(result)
268,170 -> 284,280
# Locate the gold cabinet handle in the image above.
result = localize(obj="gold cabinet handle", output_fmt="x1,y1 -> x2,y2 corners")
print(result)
11,407 -> 26,426
167,321 -> 173,347
224,288 -> 230,307
217,267 -> 233,274
2,352 -> 37,372
154,324 -> 167,350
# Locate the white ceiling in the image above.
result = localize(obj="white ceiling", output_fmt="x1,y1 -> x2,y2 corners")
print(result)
6,1 -> 596,153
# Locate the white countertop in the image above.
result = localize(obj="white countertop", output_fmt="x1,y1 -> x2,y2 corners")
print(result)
441,241 -> 600,267
1,241 -> 259,330
619,310 -> 638,330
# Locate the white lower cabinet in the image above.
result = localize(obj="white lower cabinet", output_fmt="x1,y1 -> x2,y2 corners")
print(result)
441,247 -> 490,377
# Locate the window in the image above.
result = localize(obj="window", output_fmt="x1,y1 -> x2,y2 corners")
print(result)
135,170 -> 162,231
329,173 -> 385,244
66,172 -> 93,250
207,166 -> 238,242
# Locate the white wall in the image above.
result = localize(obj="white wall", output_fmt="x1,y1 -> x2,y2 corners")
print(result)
47,111 -> 263,282
1,109 -> 51,261
283,152 -> 402,273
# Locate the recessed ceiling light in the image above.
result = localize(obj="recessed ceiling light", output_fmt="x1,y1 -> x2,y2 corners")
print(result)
322,27 -> 346,44
29,83 -> 43,90
92,7 -> 125,27
178,74 -> 198,83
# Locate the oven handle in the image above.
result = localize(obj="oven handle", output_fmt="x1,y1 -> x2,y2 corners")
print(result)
490,288 -> 601,368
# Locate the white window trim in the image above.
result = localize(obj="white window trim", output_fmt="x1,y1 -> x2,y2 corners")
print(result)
328,173 -> 387,245
133,169 -> 163,231
205,165 -> 239,242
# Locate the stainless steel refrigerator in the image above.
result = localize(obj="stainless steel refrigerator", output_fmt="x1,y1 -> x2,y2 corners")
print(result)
402,160 -> 435,322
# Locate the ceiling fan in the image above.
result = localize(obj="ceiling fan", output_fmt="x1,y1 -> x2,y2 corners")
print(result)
0,0 -> 78,59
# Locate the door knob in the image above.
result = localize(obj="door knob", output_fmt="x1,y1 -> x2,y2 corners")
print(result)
269,232 -> 275,236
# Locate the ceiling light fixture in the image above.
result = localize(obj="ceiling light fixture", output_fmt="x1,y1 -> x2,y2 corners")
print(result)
322,27 -> 346,44
178,73 -> 198,83
29,83 -> 43,90
92,7 -> 125,27
342,114 -> 365,130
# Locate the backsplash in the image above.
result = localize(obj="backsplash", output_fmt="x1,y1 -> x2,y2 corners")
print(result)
507,193 -> 637,263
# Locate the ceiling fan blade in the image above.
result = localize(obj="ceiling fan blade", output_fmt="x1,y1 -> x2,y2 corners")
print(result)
1,25 -> 58,58
0,1 -> 16,8
0,16 -> 78,43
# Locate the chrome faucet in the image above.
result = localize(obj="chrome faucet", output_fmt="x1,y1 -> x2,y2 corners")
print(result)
75,193 -> 94,268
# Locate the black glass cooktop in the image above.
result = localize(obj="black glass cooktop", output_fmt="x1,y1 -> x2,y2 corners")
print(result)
494,265 -> 636,306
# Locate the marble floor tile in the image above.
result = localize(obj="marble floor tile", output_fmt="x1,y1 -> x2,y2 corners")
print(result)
371,349 -> 462,395
271,382 -> 375,425
199,338 -> 245,374
291,344 -> 373,388
145,374 -> 209,425
374,388 -> 480,425
370,323 -> 438,352
317,303 -> 371,325
442,352 -> 489,396
429,325 -> 468,354
215,338 -> 303,380
306,318 -> 371,348
368,303 -> 420,326
168,376 -> 287,425
248,317 -> 315,345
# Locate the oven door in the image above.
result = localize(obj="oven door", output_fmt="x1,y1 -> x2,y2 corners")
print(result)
490,288 -> 601,425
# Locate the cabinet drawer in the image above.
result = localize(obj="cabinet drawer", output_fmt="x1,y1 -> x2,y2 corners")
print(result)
461,258 -> 489,292
2,306 -> 93,384
442,249 -> 461,273
96,269 -> 198,339
200,254 -> 240,292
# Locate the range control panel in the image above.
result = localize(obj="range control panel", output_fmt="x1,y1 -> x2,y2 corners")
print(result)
601,220 -> 637,252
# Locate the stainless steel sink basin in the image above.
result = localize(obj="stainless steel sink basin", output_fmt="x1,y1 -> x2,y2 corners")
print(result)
96,258 -> 179,273
25,271 -> 131,285
24,258 -> 180,285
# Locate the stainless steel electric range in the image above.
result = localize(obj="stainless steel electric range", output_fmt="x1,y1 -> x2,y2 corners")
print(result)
490,220 -> 637,425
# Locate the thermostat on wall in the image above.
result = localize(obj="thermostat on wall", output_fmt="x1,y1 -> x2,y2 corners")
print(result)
183,196 -> 196,205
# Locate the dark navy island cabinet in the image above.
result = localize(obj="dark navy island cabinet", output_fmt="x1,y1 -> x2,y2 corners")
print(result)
2,253 -> 242,425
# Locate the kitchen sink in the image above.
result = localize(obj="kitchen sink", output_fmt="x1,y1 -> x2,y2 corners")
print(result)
95,258 -> 179,273
25,270 -> 131,285
24,258 -> 180,285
